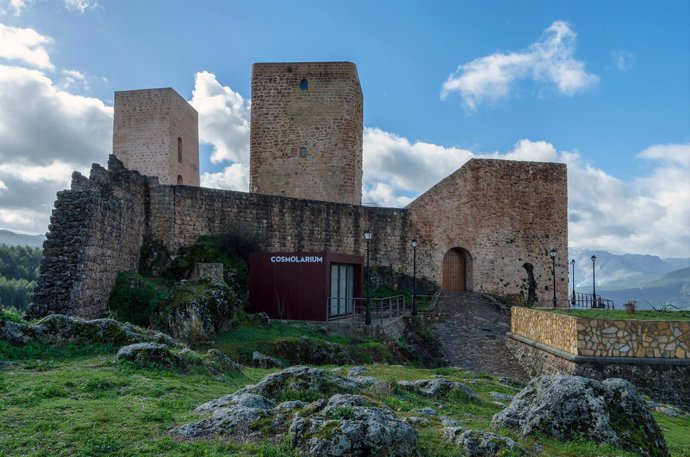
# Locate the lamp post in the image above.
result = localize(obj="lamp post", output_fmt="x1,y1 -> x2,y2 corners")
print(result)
591,255 -> 597,308
364,228 -> 372,325
549,249 -> 557,307
570,259 -> 576,307
411,237 -> 418,316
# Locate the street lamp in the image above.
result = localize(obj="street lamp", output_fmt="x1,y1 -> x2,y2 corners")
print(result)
411,237 -> 418,316
591,255 -> 597,308
364,228 -> 372,325
570,259 -> 576,307
549,248 -> 557,307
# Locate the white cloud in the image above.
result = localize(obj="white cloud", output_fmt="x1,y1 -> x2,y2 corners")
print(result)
200,163 -> 248,191
0,22 -> 54,70
363,182 -> 413,207
63,0 -> 97,13
442,20 -> 598,111
60,69 -> 89,90
0,0 -> 29,16
612,50 -> 635,72
0,23 -> 113,235
637,143 -> 690,166
189,71 -> 250,165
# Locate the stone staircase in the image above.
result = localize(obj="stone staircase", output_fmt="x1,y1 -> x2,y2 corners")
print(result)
429,291 -> 528,381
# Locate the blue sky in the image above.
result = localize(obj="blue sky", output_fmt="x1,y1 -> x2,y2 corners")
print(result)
0,0 -> 688,258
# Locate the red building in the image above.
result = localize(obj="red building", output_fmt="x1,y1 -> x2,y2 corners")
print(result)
248,252 -> 363,321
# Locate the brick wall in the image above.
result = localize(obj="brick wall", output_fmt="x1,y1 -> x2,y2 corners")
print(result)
249,62 -> 363,205
113,88 -> 199,186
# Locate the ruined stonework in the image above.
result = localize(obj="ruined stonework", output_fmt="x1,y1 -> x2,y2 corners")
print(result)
249,62 -> 363,205
32,155 -> 568,318
113,88 -> 199,186
29,156 -> 150,319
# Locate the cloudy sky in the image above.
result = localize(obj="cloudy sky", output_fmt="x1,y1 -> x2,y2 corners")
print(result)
0,0 -> 688,259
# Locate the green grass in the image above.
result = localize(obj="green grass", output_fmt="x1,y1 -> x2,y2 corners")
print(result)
1,345 -> 689,456
548,308 -> 690,321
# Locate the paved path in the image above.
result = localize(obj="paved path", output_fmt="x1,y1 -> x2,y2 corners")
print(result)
429,291 -> 528,381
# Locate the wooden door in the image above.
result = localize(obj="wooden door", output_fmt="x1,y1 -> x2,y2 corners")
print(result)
442,249 -> 466,291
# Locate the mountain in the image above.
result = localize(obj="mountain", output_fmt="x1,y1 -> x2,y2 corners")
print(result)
0,229 -> 45,248
568,249 -> 690,309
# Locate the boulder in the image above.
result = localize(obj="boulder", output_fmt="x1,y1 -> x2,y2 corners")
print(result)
205,349 -> 242,375
161,281 -> 237,343
171,368 -> 419,456
245,312 -> 271,326
270,336 -> 353,366
290,394 -> 419,457
442,427 -> 524,457
492,375 -> 669,457
397,378 -> 478,401
116,343 -> 184,370
251,351 -> 286,368
0,313 -> 178,347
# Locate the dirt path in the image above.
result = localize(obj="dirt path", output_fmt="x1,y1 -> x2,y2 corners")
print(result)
429,291 -> 528,381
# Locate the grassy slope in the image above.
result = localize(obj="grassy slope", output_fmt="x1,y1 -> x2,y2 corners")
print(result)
2,340 -> 689,456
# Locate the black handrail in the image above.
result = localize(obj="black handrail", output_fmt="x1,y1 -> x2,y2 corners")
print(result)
569,292 -> 614,309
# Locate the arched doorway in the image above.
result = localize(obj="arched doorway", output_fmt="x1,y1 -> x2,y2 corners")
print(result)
442,248 -> 472,291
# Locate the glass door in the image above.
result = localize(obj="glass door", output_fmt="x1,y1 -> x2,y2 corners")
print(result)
329,263 -> 354,318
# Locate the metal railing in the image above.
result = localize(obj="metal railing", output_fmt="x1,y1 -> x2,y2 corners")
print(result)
327,295 -> 410,325
569,292 -> 615,309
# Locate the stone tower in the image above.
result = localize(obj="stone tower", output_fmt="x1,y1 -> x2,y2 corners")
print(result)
113,88 -> 200,186
249,62 -> 363,205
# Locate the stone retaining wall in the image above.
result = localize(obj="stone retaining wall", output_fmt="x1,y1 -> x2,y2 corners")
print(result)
511,306 -> 690,359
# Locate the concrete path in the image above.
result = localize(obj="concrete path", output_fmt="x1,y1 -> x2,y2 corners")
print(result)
429,291 -> 528,381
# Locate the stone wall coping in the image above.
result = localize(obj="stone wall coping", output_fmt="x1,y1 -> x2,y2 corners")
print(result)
533,307 -> 690,324
507,332 -> 690,366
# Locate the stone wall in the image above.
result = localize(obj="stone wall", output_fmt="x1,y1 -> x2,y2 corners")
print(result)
511,306 -> 578,354
29,156 -> 150,319
32,156 -> 568,319
113,88 -> 199,186
249,62 -> 363,205
408,159 -> 569,306
506,336 -> 690,411
511,306 -> 690,358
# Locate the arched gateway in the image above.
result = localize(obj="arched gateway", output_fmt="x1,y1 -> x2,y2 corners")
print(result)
442,248 -> 472,291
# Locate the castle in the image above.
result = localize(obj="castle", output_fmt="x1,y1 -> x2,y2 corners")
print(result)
29,62 -> 568,319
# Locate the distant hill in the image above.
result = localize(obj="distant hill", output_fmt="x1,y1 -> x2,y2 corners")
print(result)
568,249 -> 690,309
0,229 -> 45,248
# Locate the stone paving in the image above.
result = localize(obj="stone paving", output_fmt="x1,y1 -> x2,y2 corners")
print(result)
429,292 -> 528,381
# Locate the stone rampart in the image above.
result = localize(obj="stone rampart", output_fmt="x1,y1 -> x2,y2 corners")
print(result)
31,156 -> 568,318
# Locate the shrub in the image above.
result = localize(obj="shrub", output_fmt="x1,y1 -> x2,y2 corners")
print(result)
107,272 -> 172,326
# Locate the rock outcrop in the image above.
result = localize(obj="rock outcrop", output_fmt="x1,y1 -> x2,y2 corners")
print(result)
397,378 -> 478,401
170,366 -> 419,457
116,343 -> 242,376
1,314 -> 177,347
492,375 -> 669,457
442,427 -> 525,457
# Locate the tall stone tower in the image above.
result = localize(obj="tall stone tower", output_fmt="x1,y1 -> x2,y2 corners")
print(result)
113,88 -> 200,186
249,62 -> 363,205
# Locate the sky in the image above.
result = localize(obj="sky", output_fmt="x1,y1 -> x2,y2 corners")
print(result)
0,0 -> 688,259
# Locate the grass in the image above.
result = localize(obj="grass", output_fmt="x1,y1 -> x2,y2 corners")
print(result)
1,342 -> 689,456
195,320 -> 399,365
547,308 -> 690,321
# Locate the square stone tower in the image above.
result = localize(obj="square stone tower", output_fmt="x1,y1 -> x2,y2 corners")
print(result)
113,88 -> 200,186
249,62 -> 363,205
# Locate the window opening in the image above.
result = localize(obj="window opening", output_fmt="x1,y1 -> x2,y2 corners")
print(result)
177,175 -> 183,185
300,79 -> 308,90
299,147 -> 308,158
177,137 -> 182,163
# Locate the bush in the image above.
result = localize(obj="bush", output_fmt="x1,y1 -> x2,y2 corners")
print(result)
0,306 -> 25,323
108,272 -> 172,326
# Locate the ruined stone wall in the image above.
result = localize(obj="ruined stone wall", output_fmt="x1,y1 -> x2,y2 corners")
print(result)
407,159 -> 568,307
113,88 -> 199,186
249,62 -> 363,205
29,156 -> 150,319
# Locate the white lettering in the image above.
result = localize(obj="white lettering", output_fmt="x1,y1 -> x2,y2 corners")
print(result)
269,255 -> 324,263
